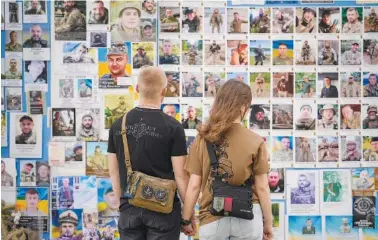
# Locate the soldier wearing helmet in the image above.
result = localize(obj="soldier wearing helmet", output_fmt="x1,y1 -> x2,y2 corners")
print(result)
110,2 -> 142,42
342,138 -> 361,161
363,105 -> 378,129
318,104 -> 338,130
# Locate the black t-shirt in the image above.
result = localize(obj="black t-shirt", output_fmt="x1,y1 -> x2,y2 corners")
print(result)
107,107 -> 187,203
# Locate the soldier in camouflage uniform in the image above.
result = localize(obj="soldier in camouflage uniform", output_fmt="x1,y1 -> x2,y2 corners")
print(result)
366,41 -> 378,65
342,8 -> 362,34
210,8 -> 223,33
142,0 -> 155,17
341,76 -> 360,98
133,46 -> 153,69
161,8 -> 180,32
301,40 -> 311,64
182,8 -> 200,33
341,42 -> 361,65
77,113 -> 99,141
87,146 -> 108,171
88,0 -> 108,24
25,0 -> 45,15
367,8 -> 378,32
1,161 -> 14,187
341,105 -> 361,129
296,7 -> 316,33
186,45 -> 198,65
141,21 -> 155,41
111,2 -> 141,42
250,8 -> 270,33
4,59 -> 21,79
20,163 -> 35,183
363,105 -> 378,129
107,96 -> 129,127
23,24 -> 49,48
255,73 -> 265,97
273,42 -> 293,65
159,39 -> 179,65
318,104 -> 338,130
274,137 -> 293,162
342,139 -> 361,161
319,10 -> 339,33
319,41 -> 338,65
5,31 -> 22,52
100,43 -> 129,87
250,105 -> 270,130
273,10 -> 293,33
230,12 -> 248,33
295,105 -> 316,130
363,73 -> 378,97
363,137 -> 378,161
55,0 -> 86,34
16,116 -> 37,144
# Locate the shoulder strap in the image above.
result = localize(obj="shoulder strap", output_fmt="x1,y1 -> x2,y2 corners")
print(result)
205,140 -> 218,167
121,112 -> 132,175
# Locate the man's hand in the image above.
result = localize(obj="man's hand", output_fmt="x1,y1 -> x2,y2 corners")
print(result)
263,224 -> 273,240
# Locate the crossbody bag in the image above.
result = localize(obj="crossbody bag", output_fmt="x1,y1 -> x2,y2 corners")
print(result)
121,113 -> 177,214
206,140 -> 254,220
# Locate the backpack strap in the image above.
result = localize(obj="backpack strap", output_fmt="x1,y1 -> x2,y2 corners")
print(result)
121,112 -> 132,176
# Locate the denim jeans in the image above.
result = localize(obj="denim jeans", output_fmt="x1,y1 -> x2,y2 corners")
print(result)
199,204 -> 263,240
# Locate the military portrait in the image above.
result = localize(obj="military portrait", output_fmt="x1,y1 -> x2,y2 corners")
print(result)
204,39 -> 225,66
272,8 -> 294,33
362,104 -> 378,129
104,93 -> 134,129
162,104 -> 180,122
5,30 -> 22,52
165,71 -> 180,98
86,141 -> 108,177
273,72 -> 294,98
77,78 -> 92,98
5,2 -> 22,25
159,6 -> 180,33
268,168 -> 284,193
363,72 -> 378,97
1,159 -> 16,187
272,136 -> 294,163
272,104 -> 293,129
318,8 -> 340,33
227,8 -> 249,34
62,42 -> 96,64
204,7 -> 225,34
295,39 -> 316,65
98,42 -> 132,89
351,168 -> 375,190
296,7 -> 317,33
87,0 -> 108,25
227,72 -> 249,85
341,7 -> 363,34
205,72 -> 225,98
76,108 -> 100,141
51,209 -> 83,240
181,104 -> 203,130
227,40 -> 248,66
182,7 -> 202,34
52,108 -> 76,137
341,40 -> 362,65
340,72 -> 361,98
19,161 -> 37,185
97,178 -> 120,223
24,61 -> 48,84
340,104 -> 361,130
363,39 -> 378,65
36,162 -> 50,186
16,187 -> 48,217
250,7 -> 271,34
364,7 -> 378,33
272,40 -> 294,66
182,39 -> 203,66
295,137 -> 316,163
182,72 -> 203,98
23,23 -> 50,53
249,104 -> 271,130
317,72 -> 339,98
6,87 -> 22,111
363,137 -> 378,161
132,42 -> 154,69
141,0 -> 156,18
290,172 -> 316,204
24,0 -> 46,15
318,40 -> 339,65
54,0 -> 86,41
323,171 -> 350,203
59,78 -> 74,99
317,104 -> 339,130
65,142 -> 83,162
159,39 -> 180,65
110,2 -> 142,42
341,136 -> 362,162
89,32 -> 107,48
4,58 -> 22,80
295,104 -> 316,131
250,40 -> 271,66
250,72 -> 271,98
295,72 -> 316,98
141,18 -> 156,41
28,90 -> 44,115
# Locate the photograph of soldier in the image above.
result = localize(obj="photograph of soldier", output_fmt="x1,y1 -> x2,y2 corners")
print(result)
104,93 -> 133,129
272,136 -> 293,162
250,8 -> 271,33
63,42 -> 96,64
250,72 -> 271,98
88,0 -> 108,24
162,104 -> 180,121
77,79 -> 92,98
272,40 -> 294,66
159,7 -> 180,33
20,161 -> 36,185
340,104 -> 361,130
24,0 -> 46,15
295,39 -> 316,65
205,72 -> 225,98
317,104 -> 338,130
352,168 -> 375,190
182,72 -> 203,97
339,218 -> 352,233
57,177 -> 74,209
59,79 -> 74,98
158,39 -> 179,65
23,23 -> 49,48
142,0 -> 155,18
36,162 -> 49,186
227,72 -> 249,85
363,137 -> 378,161
24,61 -> 47,84
52,108 -> 76,137
363,72 -> 378,97
20,188 -> 48,216
1,159 -> 15,187
204,39 -> 225,66
249,104 -> 271,130
341,7 -> 363,34
227,40 -> 248,65
363,39 -> 378,65
4,58 -> 22,79
182,7 -> 202,33
99,187 -> 120,218
273,72 -> 294,98
65,142 -> 83,162
86,142 -> 108,176
364,7 -> 378,32
110,2 -> 142,42
302,219 -> 316,234
205,7 -> 225,34
165,71 -> 180,97
77,111 -> 100,141
318,8 -> 340,33
182,39 -> 203,66
295,104 -> 316,131
54,0 -> 86,41
250,40 -> 271,66
6,88 -> 22,111
29,90 -> 44,114
90,32 -> 107,48
295,72 -> 316,98
318,73 -> 339,98
296,7 -> 317,33
181,104 -> 202,129
290,173 -> 316,204
141,19 -> 156,41
54,209 -> 83,239
341,136 -> 362,162
323,171 -> 345,202
272,104 -> 293,129
318,40 -> 338,65
5,31 -> 22,52
227,8 -> 249,34
295,137 -> 316,162
362,105 -> 378,129
132,44 -> 154,69
341,41 -> 362,65
340,72 -> 361,98
268,168 -> 284,193
7,2 -> 21,24
273,8 -> 294,33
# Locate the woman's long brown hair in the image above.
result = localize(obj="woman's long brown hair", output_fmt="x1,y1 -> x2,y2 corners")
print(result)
198,80 -> 252,143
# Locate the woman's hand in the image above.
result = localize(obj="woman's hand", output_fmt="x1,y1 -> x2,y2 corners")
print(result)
263,224 -> 273,240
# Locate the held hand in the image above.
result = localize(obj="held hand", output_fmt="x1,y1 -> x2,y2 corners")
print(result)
190,215 -> 198,236
182,224 -> 195,236
263,225 -> 274,240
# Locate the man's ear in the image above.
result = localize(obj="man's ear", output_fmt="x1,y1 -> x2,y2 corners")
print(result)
136,84 -> 140,93
161,87 -> 167,97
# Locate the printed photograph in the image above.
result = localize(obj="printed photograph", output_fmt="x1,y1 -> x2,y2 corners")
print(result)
181,6 -> 202,33
341,7 -> 363,34
273,72 -> 294,98
141,18 -> 157,42
204,7 -> 225,34
5,2 -> 22,25
132,42 -> 154,69
272,136 -> 293,162
340,72 -> 361,98
352,168 -> 375,190
52,108 -> 76,137
250,104 -> 271,130
89,32 -> 107,48
341,136 -> 362,161
250,72 -> 271,98
295,39 -> 316,65
363,136 -> 378,161
272,40 -> 294,66
165,71 -> 180,97
159,39 -> 180,65
87,0 -> 109,25
290,172 -> 316,204
36,161 -> 50,186
250,7 -> 271,33
63,42 -> 96,64
295,104 -> 316,130
288,216 -> 322,237
54,1 -> 86,41
181,104 -> 202,130
28,90 -> 45,115
363,39 -> 378,65
4,58 -> 22,80
227,8 -> 249,34
317,72 -> 339,98
295,137 -> 316,162
20,161 -> 37,186
272,104 -> 293,129
295,72 -> 316,98
363,72 -> 378,97
86,141 -> 109,177
250,40 -> 271,66
364,7 -> 378,33
204,39 -> 225,66
340,40 -> 362,65
318,40 -> 339,65
4,30 -> 22,52
77,78 -> 92,98
6,88 -> 22,111
51,209 -> 83,240
104,92 -> 134,129
205,72 -> 225,98
159,6 -> 180,33
1,158 -> 16,187
182,39 -> 203,66
65,142 -> 83,163
16,187 -> 48,216
318,7 -> 341,33
322,171 -> 351,205
362,104 -> 378,129
76,108 -> 100,141
59,78 -> 74,99
317,104 -> 339,130
23,0 -> 47,23
268,168 -> 284,193
227,40 -> 248,66
182,72 -> 203,97
340,104 -> 361,130
296,7 -> 317,33
318,136 -> 339,162
97,178 -> 120,219
141,0 -> 156,18
272,8 -> 294,33
162,104 -> 180,122
24,61 -> 48,84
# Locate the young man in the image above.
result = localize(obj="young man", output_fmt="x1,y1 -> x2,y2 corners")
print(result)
21,188 -> 47,216
108,66 -> 192,239
16,115 -> 37,144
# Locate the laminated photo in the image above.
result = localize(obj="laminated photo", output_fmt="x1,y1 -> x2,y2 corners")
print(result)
227,40 -> 248,66
19,160 -> 37,187
86,141 -> 109,177
159,39 -> 180,65
181,6 -> 203,34
318,136 -> 339,162
76,108 -> 100,141
27,90 -> 45,114
64,141 -> 85,168
23,0 -> 47,23
295,39 -> 316,66
272,40 -> 294,66
352,168 -> 375,190
364,7 -> 378,33
204,7 -> 225,34
2,112 -> 7,147
362,72 -> 378,98
204,39 -> 225,66
165,71 -> 180,97
159,6 -> 180,33
288,216 -> 322,239
295,7 -> 317,33
4,30 -> 23,54
97,178 -> 120,221
227,8 -> 249,34
362,104 -> 378,129
111,1 -> 143,42
59,78 -> 74,99
62,42 -> 97,64
250,72 -> 270,98
23,23 -> 50,61
340,104 -> 361,130
51,209 -> 83,240
341,7 -> 363,34
54,0 -> 86,41
6,87 -> 22,112
77,78 -> 92,99
82,210 -> 100,239
250,40 -> 271,67
87,0 -> 109,25
340,40 -> 362,66
272,136 -> 293,163
363,39 -> 378,65
317,104 -> 339,130
268,168 -> 284,193
341,136 -> 362,162
52,108 -> 76,138
204,72 -> 225,98
181,103 -> 202,130
295,137 -> 316,162
89,31 -> 108,48
182,39 -> 203,66
141,0 -> 156,18
24,61 -> 48,85
162,104 -> 180,122
295,72 -> 316,98
250,104 -> 271,130
5,2 -> 22,30
272,72 -> 294,98
317,72 -> 339,98
182,72 -> 203,98
3,58 -> 22,86
132,42 -> 154,69
318,40 -> 339,66
272,104 -> 293,129
340,72 -> 361,98
353,196 -> 375,228
1,158 -> 16,188
140,18 -> 157,42
272,8 -> 294,34
363,136 -> 378,162
325,216 -> 358,239
36,161 -> 50,186
318,8 -> 340,33
104,92 -> 134,129
250,8 -> 271,34
294,103 -> 316,131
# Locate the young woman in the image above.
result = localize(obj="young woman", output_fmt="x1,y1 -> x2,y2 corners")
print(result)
181,80 -> 273,240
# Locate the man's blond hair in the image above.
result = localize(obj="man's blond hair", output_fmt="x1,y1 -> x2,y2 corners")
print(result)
137,66 -> 167,100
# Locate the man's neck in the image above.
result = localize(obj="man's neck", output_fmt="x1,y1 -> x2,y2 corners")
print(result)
138,99 -> 161,109
10,68 -> 17,72
325,85 -> 331,88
